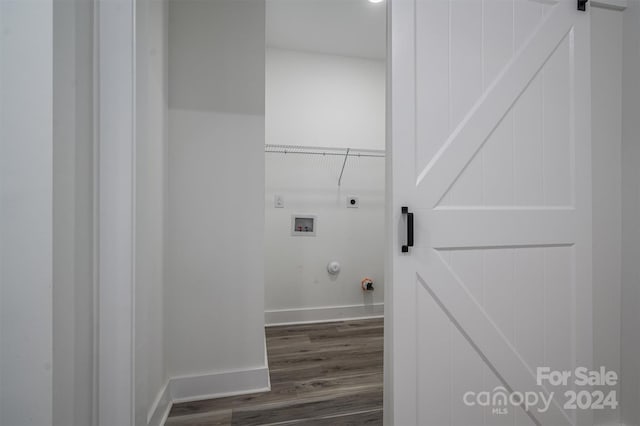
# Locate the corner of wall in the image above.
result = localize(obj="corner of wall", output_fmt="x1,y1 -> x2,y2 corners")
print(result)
147,381 -> 172,426
146,364 -> 271,426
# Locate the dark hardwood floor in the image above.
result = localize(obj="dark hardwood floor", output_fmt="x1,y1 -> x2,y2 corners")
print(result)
166,318 -> 383,426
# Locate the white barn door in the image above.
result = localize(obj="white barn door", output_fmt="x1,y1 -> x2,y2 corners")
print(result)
390,0 -> 592,425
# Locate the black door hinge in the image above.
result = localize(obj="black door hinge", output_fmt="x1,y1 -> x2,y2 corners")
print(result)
578,0 -> 588,11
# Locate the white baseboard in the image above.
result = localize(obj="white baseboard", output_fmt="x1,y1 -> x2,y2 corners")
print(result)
147,328 -> 272,426
265,303 -> 384,326
170,366 -> 271,403
146,365 -> 270,425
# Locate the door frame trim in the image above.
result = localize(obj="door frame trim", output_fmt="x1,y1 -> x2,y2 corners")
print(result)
94,0 -> 137,424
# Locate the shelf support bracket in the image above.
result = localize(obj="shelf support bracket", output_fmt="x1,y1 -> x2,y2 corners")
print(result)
338,148 -> 350,186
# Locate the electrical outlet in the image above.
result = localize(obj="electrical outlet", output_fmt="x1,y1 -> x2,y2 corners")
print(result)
274,195 -> 284,208
347,196 -> 359,208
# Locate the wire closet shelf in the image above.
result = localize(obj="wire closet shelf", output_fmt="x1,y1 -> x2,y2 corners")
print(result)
264,144 -> 385,187
264,144 -> 385,158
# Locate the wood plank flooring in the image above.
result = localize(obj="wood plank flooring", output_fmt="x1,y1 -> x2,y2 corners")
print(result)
166,318 -> 383,426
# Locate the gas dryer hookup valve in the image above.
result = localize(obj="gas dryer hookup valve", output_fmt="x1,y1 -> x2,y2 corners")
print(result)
361,278 -> 374,291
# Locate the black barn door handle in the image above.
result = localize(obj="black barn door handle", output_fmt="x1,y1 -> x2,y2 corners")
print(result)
402,206 -> 414,253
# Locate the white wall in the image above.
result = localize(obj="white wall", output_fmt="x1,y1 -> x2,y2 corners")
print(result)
52,0 -> 94,425
264,49 -> 385,324
264,154 -> 385,323
168,0 -> 264,116
166,0 -> 268,395
136,0 -> 169,424
0,1 -> 54,424
592,6 -> 623,425
266,48 -> 385,150
621,1 -> 640,425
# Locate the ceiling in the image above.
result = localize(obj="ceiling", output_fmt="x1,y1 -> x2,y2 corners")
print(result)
266,0 -> 387,60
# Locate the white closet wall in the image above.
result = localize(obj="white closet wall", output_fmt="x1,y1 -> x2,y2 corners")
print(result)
166,0 -> 268,399
264,49 -> 386,324
266,48 -> 385,151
